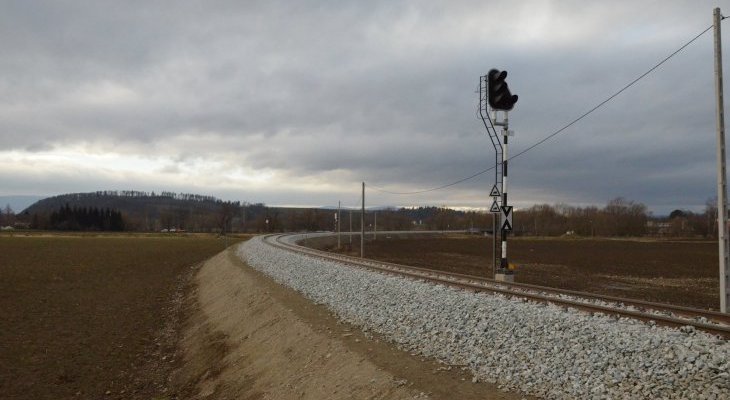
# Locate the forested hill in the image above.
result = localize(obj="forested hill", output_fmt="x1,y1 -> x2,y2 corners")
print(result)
25,191 -> 225,214
24,190 -> 220,214
19,190 -> 481,233
23,191 -> 265,232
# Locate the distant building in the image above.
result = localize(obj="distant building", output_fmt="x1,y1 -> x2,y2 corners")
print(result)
646,220 -> 671,236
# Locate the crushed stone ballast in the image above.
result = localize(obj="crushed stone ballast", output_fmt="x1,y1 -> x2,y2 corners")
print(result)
239,235 -> 730,400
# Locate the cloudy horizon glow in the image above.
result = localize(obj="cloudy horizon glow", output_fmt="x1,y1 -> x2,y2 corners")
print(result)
2,0 -> 729,214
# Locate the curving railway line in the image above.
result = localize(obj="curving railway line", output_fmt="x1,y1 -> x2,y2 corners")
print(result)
262,233 -> 730,338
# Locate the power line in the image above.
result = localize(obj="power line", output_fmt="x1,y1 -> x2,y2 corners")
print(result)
510,24 -> 713,162
368,167 -> 493,195
367,23 -> 715,196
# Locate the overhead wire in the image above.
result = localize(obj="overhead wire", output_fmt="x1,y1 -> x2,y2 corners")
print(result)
367,23 -> 716,196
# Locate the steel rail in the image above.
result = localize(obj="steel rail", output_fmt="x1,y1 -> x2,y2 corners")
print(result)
273,234 -> 730,323
262,234 -> 730,338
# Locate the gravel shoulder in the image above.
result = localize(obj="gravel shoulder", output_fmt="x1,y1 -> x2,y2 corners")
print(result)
174,247 -> 523,399
240,235 -> 730,399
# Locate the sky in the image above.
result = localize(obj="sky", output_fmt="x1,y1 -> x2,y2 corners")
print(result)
2,0 -> 730,214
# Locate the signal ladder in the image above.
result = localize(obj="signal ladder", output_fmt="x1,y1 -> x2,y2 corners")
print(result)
479,75 -> 503,271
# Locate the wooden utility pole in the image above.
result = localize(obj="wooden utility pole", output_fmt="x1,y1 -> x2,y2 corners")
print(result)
714,7 -> 729,313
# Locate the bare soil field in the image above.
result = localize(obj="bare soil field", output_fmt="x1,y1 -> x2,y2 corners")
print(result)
0,234 -> 241,400
2,233 -> 530,400
321,234 -> 720,310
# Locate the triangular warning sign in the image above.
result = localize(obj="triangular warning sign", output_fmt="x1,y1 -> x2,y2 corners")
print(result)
490,200 -> 500,213
501,206 -> 513,231
489,185 -> 501,197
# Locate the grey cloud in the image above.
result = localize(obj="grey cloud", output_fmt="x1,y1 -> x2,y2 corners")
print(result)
0,0 -> 726,214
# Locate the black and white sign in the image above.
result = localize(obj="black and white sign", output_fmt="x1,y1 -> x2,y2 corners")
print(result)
490,200 -> 500,213
500,206 -> 513,231
489,185 -> 501,197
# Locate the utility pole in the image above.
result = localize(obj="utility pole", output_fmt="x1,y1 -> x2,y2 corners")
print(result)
361,182 -> 365,258
242,205 -> 246,233
373,211 -> 377,240
349,210 -> 353,245
337,201 -> 341,250
714,7 -> 729,313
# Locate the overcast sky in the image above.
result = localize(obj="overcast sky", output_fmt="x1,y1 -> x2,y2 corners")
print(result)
2,0 -> 729,214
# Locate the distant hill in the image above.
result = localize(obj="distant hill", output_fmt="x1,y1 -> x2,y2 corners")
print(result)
26,191 -> 223,215
20,190 -> 483,233
23,191 -> 265,232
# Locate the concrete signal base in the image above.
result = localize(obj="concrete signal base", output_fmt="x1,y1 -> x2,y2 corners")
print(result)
495,269 -> 515,283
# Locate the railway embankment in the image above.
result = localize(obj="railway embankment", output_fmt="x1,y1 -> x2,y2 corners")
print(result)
239,235 -> 730,399
176,247 -> 520,399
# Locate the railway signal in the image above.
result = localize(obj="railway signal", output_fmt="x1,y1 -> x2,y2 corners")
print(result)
488,69 -> 518,111
480,68 -> 518,282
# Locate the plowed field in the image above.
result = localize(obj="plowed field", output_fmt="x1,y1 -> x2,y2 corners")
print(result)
325,234 -> 720,310
0,234 -> 242,400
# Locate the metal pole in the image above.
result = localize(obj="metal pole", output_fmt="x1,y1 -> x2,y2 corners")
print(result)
493,109 -> 500,279
714,7 -> 729,313
361,182 -> 365,258
349,210 -> 353,244
337,201 -> 341,250
501,113 -> 509,275
492,213 -> 497,278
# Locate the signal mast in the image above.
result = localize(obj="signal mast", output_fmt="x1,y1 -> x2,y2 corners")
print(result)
479,69 -> 518,281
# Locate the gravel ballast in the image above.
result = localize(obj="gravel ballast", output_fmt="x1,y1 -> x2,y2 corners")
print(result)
238,236 -> 730,399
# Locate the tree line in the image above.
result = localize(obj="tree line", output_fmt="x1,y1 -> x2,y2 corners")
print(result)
1,204 -> 15,227
12,191 -> 721,237
47,204 -> 125,231
73,191 -> 221,203
513,197 -> 718,238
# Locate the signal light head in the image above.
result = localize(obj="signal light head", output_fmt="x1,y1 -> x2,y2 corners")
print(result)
490,69 -> 507,81
487,68 -> 518,111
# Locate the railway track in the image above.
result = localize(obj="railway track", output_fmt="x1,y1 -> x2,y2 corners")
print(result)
263,233 -> 730,338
